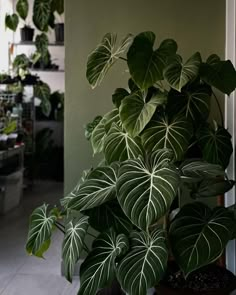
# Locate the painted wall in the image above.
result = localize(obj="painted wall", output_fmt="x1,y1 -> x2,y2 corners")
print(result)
65,0 -> 225,193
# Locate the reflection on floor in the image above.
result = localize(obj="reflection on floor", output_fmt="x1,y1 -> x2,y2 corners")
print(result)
0,181 -> 79,295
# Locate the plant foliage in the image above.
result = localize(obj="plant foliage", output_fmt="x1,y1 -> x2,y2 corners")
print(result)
26,31 -> 236,294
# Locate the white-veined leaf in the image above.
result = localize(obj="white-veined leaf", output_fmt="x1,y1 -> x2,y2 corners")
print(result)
34,81 -> 51,101
112,88 -> 130,108
104,123 -> 143,164
117,150 -> 180,230
196,123 -> 233,169
78,229 -> 129,295
127,31 -> 177,89
117,229 -> 168,295
85,200 -> 133,234
67,163 -> 119,211
169,202 -> 234,277
26,204 -> 57,257
87,33 -> 133,88
16,0 -> 29,20
62,216 -> 89,283
91,109 -> 119,154
141,115 -> 193,161
33,0 -> 51,31
164,52 -> 201,92
120,90 -> 167,137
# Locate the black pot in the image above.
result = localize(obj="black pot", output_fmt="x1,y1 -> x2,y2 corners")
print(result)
55,23 -> 64,43
97,280 -> 125,295
20,27 -> 34,42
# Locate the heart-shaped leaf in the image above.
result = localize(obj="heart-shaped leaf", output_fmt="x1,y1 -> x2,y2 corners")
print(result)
62,216 -> 89,283
196,123 -> 233,169
167,83 -> 211,123
170,202 -> 234,277
26,204 -> 57,257
33,0 -> 51,31
117,229 -> 168,295
127,32 -> 177,90
85,116 -> 102,140
120,90 -> 167,137
41,98 -> 51,117
200,59 -> 236,95
85,200 -> 133,234
51,0 -> 64,15
16,0 -> 29,20
104,123 -> 143,164
91,109 -> 119,154
34,81 -> 51,101
67,163 -> 119,211
78,229 -> 129,295
87,33 -> 133,88
35,33 -> 49,58
164,52 -> 202,92
206,54 -> 221,66
112,88 -> 129,108
117,150 -> 180,230
141,115 -> 193,161
5,14 -> 19,32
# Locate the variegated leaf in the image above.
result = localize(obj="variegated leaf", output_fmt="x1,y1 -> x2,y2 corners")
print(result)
26,204 -> 57,257
87,33 -> 133,88
120,90 -> 167,137
91,109 -> 119,154
170,202 -> 234,277
164,52 -> 201,92
67,163 -> 119,211
62,216 -> 89,282
117,150 -> 180,230
78,229 -> 129,295
141,115 -> 193,161
117,229 -> 168,295
104,123 -> 143,164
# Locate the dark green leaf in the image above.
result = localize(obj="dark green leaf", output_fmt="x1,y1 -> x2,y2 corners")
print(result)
33,0 -> 51,32
85,116 -> 102,140
5,14 -> 19,32
34,82 -> 51,101
112,88 -> 129,108
117,229 -> 168,295
35,33 -> 49,58
170,202 -> 234,277
16,0 -> 29,20
41,98 -> 51,117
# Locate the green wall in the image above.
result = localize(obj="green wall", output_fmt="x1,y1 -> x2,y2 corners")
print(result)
65,0 -> 225,194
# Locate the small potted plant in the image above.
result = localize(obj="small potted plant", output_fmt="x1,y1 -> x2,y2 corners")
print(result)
51,0 -> 64,43
26,31 -> 236,295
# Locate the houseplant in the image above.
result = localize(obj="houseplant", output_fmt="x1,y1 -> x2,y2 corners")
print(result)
26,31 -> 236,295
51,0 -> 64,43
5,0 -> 34,42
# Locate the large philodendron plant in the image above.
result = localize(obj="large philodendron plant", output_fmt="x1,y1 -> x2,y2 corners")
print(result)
26,32 -> 236,295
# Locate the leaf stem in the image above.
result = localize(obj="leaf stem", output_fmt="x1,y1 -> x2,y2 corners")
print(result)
83,243 -> 90,253
87,232 -> 97,239
55,222 -> 65,234
212,91 -> 224,127
119,56 -> 127,61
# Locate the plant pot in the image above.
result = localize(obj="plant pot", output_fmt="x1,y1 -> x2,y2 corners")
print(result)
97,280 -> 125,295
20,27 -> 34,42
55,23 -> 64,43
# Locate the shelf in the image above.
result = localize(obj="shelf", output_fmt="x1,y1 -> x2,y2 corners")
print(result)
12,42 -> 64,47
31,69 -> 65,73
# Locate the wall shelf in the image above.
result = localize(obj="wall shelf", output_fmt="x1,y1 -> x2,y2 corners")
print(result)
12,42 -> 64,47
31,69 -> 65,73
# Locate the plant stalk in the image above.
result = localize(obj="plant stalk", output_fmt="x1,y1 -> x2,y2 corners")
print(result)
55,222 -> 65,234
119,56 -> 127,61
212,91 -> 224,127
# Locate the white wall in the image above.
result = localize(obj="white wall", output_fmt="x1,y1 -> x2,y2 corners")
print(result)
65,0 -> 226,194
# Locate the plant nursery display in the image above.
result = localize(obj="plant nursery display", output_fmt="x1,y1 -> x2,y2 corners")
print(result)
26,31 -> 236,295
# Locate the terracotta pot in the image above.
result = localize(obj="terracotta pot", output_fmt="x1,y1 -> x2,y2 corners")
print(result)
155,281 -> 236,295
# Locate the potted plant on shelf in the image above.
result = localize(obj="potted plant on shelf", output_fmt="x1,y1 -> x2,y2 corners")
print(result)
26,31 -> 236,295
5,0 -> 34,42
51,0 -> 64,43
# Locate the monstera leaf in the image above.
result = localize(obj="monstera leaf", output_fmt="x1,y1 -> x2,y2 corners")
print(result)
170,202 -> 234,277
87,33 -> 133,88
85,200 -> 133,234
117,229 -> 168,295
62,216 -> 89,283
91,109 -> 119,154
120,90 -> 167,137
112,88 -> 129,108
200,58 -> 236,95
5,14 -> 19,31
117,150 -> 180,230
141,115 -> 193,161
167,83 -> 211,123
67,163 -> 119,211
78,229 -> 128,295
196,122 -> 233,169
33,0 -> 51,31
26,204 -> 57,257
164,52 -> 201,92
127,32 -> 177,89
104,123 -> 143,164
16,0 -> 29,20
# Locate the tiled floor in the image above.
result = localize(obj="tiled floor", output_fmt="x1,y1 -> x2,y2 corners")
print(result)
0,181 -> 79,295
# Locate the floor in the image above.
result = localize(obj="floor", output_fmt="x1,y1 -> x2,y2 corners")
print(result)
0,181 -> 79,295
